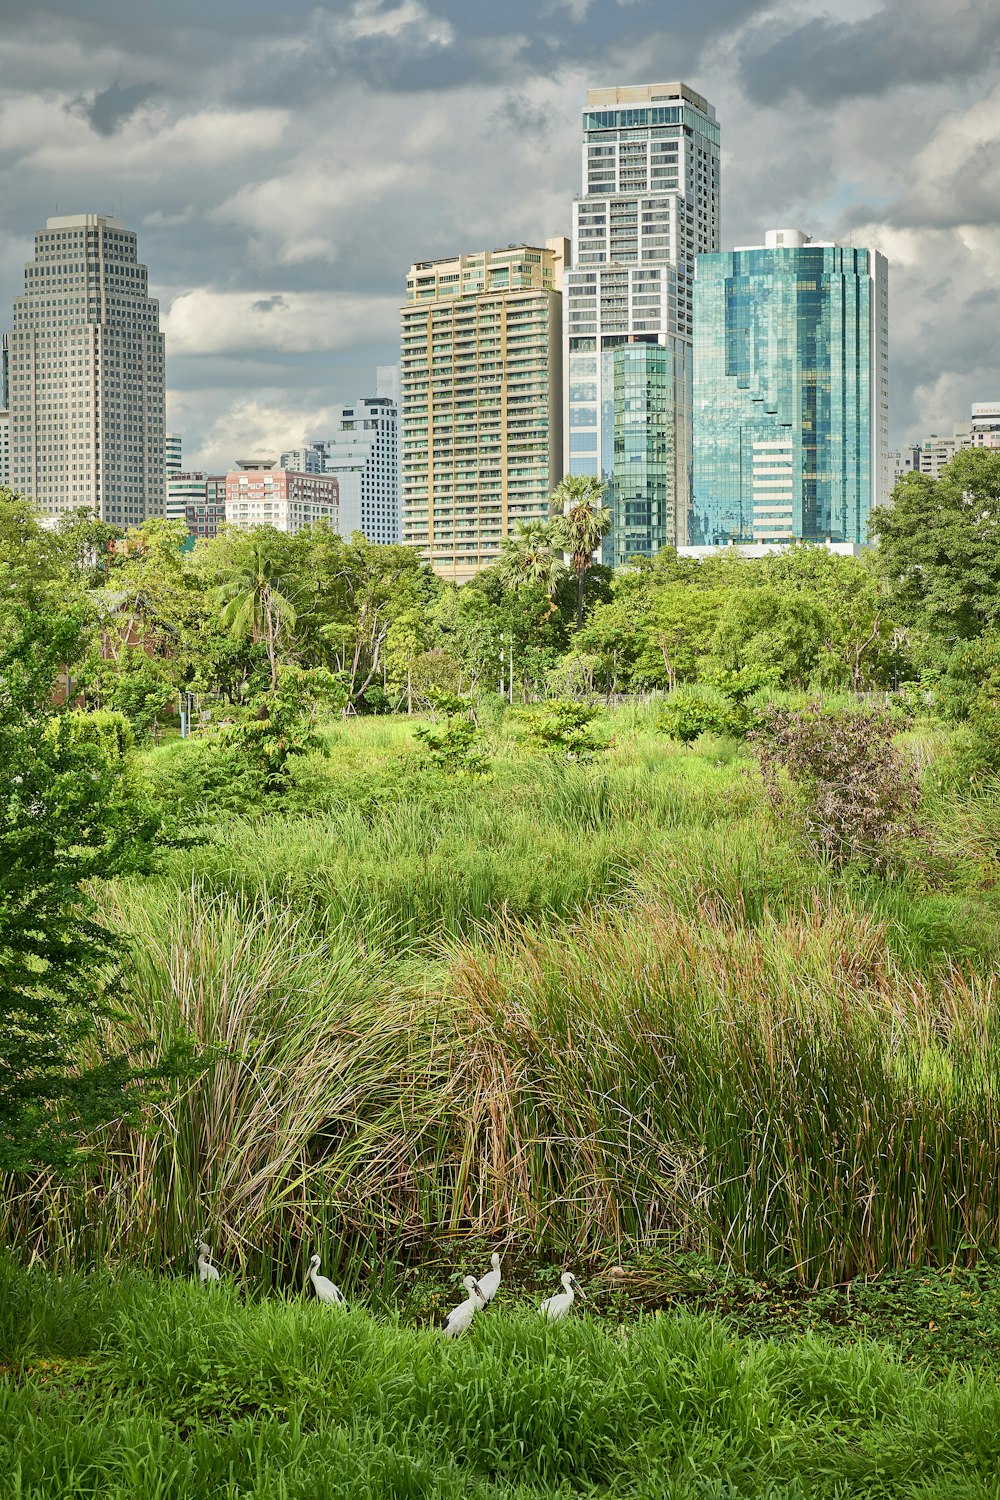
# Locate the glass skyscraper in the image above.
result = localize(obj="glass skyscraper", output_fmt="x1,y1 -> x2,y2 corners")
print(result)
692,229 -> 889,547
564,82 -> 720,565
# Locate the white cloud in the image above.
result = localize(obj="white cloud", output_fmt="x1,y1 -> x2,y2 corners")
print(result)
162,287 -> 399,355
346,0 -> 454,44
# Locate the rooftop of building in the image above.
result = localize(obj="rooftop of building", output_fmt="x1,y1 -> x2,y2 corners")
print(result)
407,238 -> 568,276
45,213 -> 126,231
584,82 -> 714,118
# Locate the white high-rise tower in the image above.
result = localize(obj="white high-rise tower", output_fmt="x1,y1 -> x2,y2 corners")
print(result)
7,213 -> 166,525
564,83 -> 720,563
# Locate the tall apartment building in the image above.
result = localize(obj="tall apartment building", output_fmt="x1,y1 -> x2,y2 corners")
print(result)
564,82 -> 720,565
225,459 -> 338,534
401,240 -> 567,583
6,213 -> 166,525
692,229 -> 889,547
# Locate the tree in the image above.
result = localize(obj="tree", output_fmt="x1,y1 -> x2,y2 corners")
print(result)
216,531 -> 298,692
711,585 -> 829,687
214,666 -> 345,796
549,475 -> 612,631
0,588 -> 167,1170
871,449 -> 1000,641
496,521 -> 566,611
648,585 -> 727,690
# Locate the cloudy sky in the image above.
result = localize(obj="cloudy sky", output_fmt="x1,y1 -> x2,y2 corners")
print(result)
1,0 -> 998,469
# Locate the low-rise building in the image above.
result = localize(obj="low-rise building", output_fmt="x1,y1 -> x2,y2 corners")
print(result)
224,459 -> 338,534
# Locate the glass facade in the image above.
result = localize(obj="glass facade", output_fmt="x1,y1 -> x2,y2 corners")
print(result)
692,241 -> 889,546
565,83 -> 720,560
603,342 -> 690,565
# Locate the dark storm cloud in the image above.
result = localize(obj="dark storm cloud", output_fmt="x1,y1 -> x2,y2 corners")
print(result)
69,79 -> 160,135
740,0 -> 1000,105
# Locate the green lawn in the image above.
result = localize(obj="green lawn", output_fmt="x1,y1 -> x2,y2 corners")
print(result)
5,1261 -> 1000,1499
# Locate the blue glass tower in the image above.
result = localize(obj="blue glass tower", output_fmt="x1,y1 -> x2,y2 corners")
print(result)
692,230 -> 889,547
564,83 -> 720,563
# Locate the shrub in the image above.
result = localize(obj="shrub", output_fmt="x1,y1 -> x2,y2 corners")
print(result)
49,707 -> 134,761
659,670 -> 768,743
512,699 -> 606,760
413,714 -> 490,776
751,702 -> 921,871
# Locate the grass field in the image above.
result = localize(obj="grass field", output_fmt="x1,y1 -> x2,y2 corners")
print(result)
7,708 -> 1000,1284
7,706 -> 1000,1496
6,1259 -> 1000,1499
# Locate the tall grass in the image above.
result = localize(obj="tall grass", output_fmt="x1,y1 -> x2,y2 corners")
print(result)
1,887 -> 454,1285
7,878 -> 1000,1285
444,896 -> 1000,1280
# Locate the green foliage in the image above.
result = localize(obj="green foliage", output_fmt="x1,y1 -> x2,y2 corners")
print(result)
513,698 -> 606,760
49,707 -> 135,761
0,592 -> 166,1170
214,666 -> 345,797
659,667 -> 770,743
413,713 -> 490,776
872,447 -> 1000,639
753,702 -> 922,871
9,1262 -> 1000,1499
78,644 -> 175,738
711,583 -> 829,686
658,686 -> 746,742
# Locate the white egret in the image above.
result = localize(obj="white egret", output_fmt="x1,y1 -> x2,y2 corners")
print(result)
539,1272 -> 585,1321
308,1253 -> 346,1306
442,1275 -> 486,1338
475,1251 -> 502,1307
195,1240 -> 220,1286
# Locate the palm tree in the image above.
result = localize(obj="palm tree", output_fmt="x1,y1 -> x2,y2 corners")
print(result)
216,536 -> 297,692
549,475 -> 611,630
496,520 -> 566,611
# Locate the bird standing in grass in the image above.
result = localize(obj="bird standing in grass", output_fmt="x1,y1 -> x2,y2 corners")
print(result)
195,1241 -> 220,1286
540,1272 -> 584,1321
475,1251 -> 502,1307
308,1254 -> 346,1306
442,1276 -> 486,1338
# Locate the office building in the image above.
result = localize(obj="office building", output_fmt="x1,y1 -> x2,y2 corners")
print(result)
281,395 -> 400,544
401,239 -> 567,583
279,445 -> 324,474
314,396 -> 400,544
166,433 -> 182,475
225,459 -> 338,534
0,408 -> 9,489
7,213 -> 166,525
917,431 -> 966,479
692,229 -> 889,547
564,82 -> 720,565
168,470 -> 208,528
970,402 -> 1000,450
889,447 -> 920,488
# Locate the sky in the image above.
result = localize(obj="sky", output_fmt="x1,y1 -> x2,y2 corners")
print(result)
1,0 -> 999,470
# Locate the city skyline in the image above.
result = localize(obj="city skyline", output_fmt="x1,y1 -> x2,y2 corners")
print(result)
0,1 -> 998,473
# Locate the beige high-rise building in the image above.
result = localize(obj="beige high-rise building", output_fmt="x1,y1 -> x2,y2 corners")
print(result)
401,238 -> 568,583
7,213 -> 166,526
